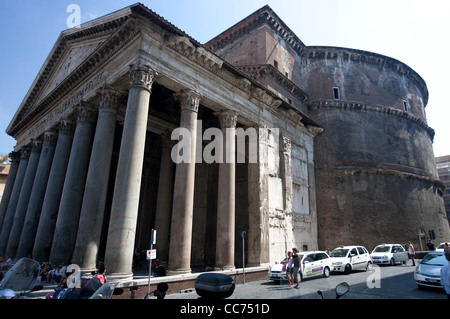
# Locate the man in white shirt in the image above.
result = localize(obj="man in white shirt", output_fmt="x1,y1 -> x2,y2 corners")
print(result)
441,249 -> 450,299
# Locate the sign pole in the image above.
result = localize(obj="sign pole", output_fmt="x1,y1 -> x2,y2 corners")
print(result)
241,231 -> 246,284
147,229 -> 157,297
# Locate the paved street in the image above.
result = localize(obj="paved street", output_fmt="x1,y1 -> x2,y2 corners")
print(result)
165,263 -> 447,300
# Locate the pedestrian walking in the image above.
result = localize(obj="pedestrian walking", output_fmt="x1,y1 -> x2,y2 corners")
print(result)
407,241 -> 415,266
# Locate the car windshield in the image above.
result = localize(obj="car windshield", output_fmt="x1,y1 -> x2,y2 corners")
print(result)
421,254 -> 447,266
437,243 -> 446,249
330,249 -> 348,257
373,246 -> 390,253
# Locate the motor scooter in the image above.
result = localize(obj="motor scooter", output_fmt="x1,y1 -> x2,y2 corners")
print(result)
46,271 -> 123,299
317,282 -> 349,299
0,257 -> 43,299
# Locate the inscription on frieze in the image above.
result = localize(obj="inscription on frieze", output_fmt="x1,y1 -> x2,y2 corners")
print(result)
16,72 -> 104,148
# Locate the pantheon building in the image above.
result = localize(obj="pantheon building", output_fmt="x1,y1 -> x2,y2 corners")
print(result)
0,4 -> 448,280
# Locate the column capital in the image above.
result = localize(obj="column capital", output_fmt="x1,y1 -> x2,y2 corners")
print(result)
98,85 -> 123,112
129,64 -> 155,92
74,101 -> 97,124
43,130 -> 58,146
59,118 -> 76,136
31,139 -> 43,153
214,109 -> 238,129
20,147 -> 31,160
173,89 -> 201,113
8,151 -> 21,165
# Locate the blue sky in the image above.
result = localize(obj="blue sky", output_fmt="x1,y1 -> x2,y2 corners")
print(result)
0,0 -> 449,156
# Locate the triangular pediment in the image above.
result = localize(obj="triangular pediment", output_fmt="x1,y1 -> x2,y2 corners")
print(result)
7,5 -> 135,136
37,36 -> 110,105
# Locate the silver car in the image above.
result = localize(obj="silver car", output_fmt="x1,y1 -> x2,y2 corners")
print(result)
414,251 -> 446,289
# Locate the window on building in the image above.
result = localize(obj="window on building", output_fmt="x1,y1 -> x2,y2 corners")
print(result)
403,100 -> 408,112
274,60 -> 278,69
333,87 -> 340,100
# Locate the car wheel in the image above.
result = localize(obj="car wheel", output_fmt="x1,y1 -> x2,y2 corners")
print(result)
389,258 -> 395,266
323,266 -> 330,278
344,264 -> 351,274
366,262 -> 373,272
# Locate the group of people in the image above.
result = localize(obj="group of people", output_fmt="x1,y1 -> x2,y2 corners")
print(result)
37,261 -> 107,287
38,263 -> 68,287
283,248 -> 301,289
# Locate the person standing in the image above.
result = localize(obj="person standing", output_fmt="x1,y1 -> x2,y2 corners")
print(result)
291,248 -> 300,289
94,262 -> 107,285
440,249 -> 450,299
285,251 -> 293,286
426,239 -> 435,251
407,241 -> 415,266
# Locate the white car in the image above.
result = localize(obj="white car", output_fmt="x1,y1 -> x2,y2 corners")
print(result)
435,242 -> 449,252
268,251 -> 333,282
370,244 -> 408,265
267,257 -> 289,282
329,245 -> 373,274
414,251 -> 446,289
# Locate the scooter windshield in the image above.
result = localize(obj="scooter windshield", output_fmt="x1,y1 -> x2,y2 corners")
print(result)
0,257 -> 40,294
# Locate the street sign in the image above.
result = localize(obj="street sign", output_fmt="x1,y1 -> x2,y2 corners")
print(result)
147,249 -> 157,260
151,229 -> 157,245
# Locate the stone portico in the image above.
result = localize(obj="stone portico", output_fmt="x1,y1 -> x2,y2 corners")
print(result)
0,4 -> 320,280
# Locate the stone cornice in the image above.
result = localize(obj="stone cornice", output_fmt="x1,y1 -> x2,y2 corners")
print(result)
309,100 -> 435,142
304,46 -> 429,105
318,166 -> 445,192
7,15 -> 139,137
237,64 -> 308,102
165,35 -> 223,73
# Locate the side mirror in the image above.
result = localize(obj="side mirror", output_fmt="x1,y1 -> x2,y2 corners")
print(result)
335,282 -> 349,299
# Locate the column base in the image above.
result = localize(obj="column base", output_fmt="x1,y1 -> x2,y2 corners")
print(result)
214,265 -> 236,271
166,268 -> 191,276
104,272 -> 134,282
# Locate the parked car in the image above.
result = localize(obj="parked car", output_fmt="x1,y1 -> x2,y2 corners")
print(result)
329,245 -> 372,274
370,244 -> 408,265
414,251 -> 446,289
268,251 -> 333,282
436,242 -> 449,252
268,257 -> 289,282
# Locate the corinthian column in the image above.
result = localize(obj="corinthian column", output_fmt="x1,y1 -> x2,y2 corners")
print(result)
0,151 -> 20,231
168,89 -> 201,275
32,119 -> 75,261
104,64 -> 155,280
16,131 -> 57,259
72,86 -> 121,271
154,131 -> 175,265
214,110 -> 238,270
50,102 -> 97,265
6,140 -> 41,259
0,148 -> 30,256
